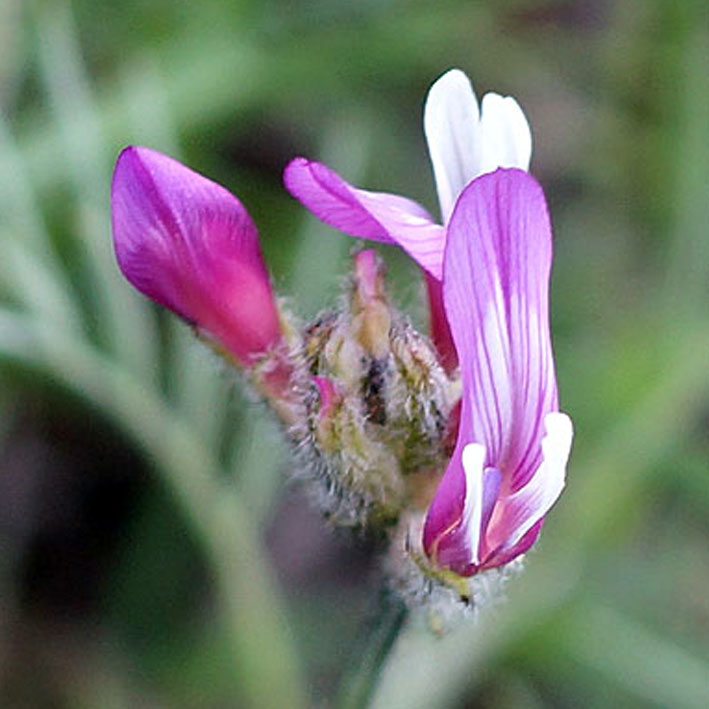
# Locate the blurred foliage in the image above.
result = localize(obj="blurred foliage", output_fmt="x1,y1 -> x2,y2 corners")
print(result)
0,0 -> 708,707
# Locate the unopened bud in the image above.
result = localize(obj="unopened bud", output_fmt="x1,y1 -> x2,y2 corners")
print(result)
111,146 -> 302,423
351,249 -> 391,359
296,249 -> 459,529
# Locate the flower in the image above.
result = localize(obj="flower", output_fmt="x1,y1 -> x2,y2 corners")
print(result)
111,146 -> 295,413
284,68 -> 531,370
109,86 -> 571,594
284,70 -> 570,581
111,146 -> 283,366
421,168 -> 573,577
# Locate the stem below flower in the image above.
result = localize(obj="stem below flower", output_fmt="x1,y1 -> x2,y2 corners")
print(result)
336,588 -> 408,709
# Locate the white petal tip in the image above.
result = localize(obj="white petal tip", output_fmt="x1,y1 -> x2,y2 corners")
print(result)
462,443 -> 486,475
430,68 -> 473,93
479,92 -> 533,172
543,412 -> 574,458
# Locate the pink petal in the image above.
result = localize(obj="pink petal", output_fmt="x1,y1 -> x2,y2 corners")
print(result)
423,441 -> 502,575
423,168 -> 569,576
421,367 -> 482,567
484,519 -> 542,568
422,447 -> 474,572
424,272 -> 457,372
442,168 -> 558,493
111,146 -> 281,365
422,438 -> 467,563
283,157 -> 446,279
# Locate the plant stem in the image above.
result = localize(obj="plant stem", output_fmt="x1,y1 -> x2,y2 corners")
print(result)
336,588 -> 408,709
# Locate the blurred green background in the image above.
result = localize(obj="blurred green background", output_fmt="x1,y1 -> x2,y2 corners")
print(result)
1,0 -> 708,707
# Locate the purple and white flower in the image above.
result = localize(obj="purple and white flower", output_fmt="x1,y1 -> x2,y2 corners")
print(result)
421,168 -> 572,576
109,74 -> 572,582
285,68 -> 571,576
284,68 -> 531,370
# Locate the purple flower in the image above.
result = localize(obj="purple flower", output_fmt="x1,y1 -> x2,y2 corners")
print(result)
111,146 -> 284,369
284,69 -> 531,371
422,168 -> 572,576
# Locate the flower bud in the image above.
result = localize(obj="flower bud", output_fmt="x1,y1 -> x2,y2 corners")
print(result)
297,249 -> 458,529
111,146 -> 298,418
